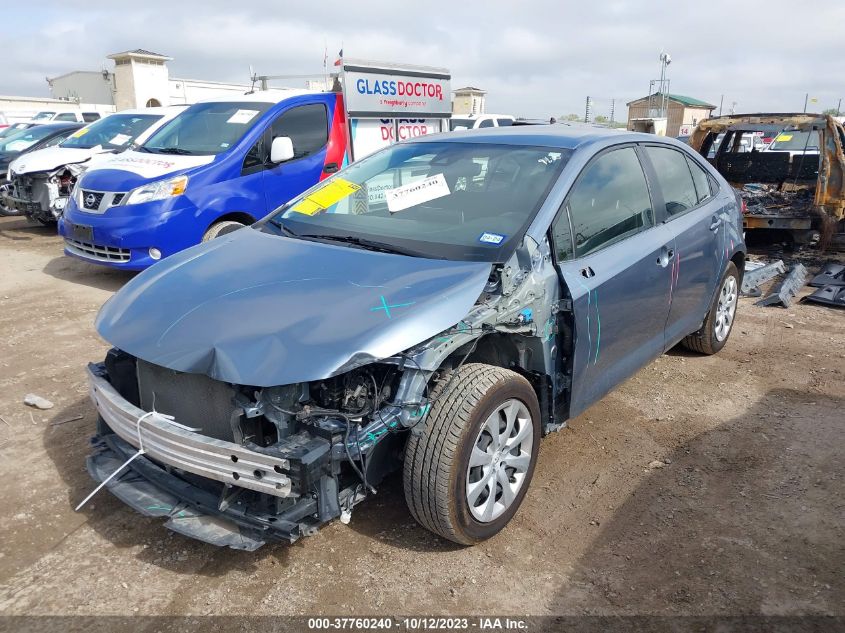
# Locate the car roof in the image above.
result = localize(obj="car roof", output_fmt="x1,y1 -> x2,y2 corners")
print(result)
32,121 -> 84,131
196,89 -> 320,105
415,124 -> 667,150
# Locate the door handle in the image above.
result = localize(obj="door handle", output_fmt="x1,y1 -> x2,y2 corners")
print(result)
709,216 -> 722,231
580,266 -> 595,279
323,162 -> 339,174
656,246 -> 674,267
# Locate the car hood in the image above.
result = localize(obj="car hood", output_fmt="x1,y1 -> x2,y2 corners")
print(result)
96,228 -> 491,387
8,146 -> 107,175
80,150 -> 216,191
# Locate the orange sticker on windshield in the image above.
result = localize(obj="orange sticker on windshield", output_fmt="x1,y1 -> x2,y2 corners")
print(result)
306,178 -> 361,209
70,128 -> 89,138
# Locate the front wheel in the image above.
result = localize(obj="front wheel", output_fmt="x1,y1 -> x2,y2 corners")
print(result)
682,262 -> 740,355
403,363 -> 541,545
202,220 -> 245,242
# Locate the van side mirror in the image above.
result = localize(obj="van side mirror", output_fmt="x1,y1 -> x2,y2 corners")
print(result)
270,136 -> 294,163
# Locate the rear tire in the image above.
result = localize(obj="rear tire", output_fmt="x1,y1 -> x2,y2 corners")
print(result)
682,262 -> 740,355
403,363 -> 541,545
202,220 -> 245,242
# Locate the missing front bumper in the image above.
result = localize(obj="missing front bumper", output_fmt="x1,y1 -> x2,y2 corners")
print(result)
87,363 -> 293,497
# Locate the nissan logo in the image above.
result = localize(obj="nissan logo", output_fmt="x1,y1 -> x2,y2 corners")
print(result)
85,193 -> 96,208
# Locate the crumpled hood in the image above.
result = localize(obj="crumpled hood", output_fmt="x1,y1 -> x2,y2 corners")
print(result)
9,146 -> 112,176
96,228 -> 491,387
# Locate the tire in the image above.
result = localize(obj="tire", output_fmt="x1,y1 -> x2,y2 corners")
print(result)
403,363 -> 541,545
682,262 -> 740,355
202,220 -> 245,242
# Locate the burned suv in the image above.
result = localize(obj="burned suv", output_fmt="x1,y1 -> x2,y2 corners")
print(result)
84,127 -> 745,549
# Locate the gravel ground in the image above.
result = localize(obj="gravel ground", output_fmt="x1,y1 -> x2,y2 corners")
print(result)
0,216 -> 842,625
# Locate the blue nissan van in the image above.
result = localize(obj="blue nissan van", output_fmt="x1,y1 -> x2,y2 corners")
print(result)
59,91 -> 348,270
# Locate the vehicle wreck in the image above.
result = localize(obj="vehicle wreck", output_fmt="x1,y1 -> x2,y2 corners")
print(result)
689,113 -> 845,248
2,109 -> 181,223
87,217 -> 562,550
83,129 -> 745,549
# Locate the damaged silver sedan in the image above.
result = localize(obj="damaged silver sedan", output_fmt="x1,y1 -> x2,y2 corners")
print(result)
85,127 -> 746,549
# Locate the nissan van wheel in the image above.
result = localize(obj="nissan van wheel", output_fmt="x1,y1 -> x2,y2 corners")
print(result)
202,220 -> 245,242
403,363 -> 540,545
682,262 -> 740,355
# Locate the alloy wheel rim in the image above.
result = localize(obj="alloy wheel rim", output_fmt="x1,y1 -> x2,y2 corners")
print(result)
466,398 -> 533,522
714,275 -> 738,342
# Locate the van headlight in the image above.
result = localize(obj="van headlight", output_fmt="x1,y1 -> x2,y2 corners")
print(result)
125,175 -> 189,205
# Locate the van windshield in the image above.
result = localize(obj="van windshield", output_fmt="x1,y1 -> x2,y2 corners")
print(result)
60,114 -> 162,150
141,101 -> 273,155
264,141 -> 570,262
32,112 -> 55,121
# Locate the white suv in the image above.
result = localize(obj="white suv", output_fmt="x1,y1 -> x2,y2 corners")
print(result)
449,114 -> 515,131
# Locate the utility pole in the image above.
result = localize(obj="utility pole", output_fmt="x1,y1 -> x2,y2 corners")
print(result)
610,99 -> 615,124
837,98 -> 842,116
803,93 -> 808,113
585,96 -> 592,123
718,94 -> 724,116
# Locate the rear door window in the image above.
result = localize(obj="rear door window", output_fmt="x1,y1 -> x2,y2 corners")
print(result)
270,103 -> 328,160
643,146 -> 699,217
55,113 -> 78,122
686,156 -> 713,203
496,118 -> 513,127
567,146 -> 654,257
478,118 -> 494,128
82,112 -> 101,122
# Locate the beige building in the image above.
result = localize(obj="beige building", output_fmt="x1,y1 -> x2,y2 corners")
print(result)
626,93 -> 716,137
452,86 -> 486,115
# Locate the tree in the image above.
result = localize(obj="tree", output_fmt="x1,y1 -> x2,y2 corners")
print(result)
560,113 -> 581,121
594,115 -> 609,124
822,107 -> 841,116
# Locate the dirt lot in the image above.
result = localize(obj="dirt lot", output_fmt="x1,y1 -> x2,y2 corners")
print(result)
0,216 -> 842,623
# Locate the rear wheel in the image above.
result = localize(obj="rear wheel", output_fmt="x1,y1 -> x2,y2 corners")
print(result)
202,220 -> 245,242
403,363 -> 541,545
682,262 -> 740,355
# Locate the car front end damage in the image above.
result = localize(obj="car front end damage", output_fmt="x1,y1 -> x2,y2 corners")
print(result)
83,231 -> 569,549
0,163 -> 84,222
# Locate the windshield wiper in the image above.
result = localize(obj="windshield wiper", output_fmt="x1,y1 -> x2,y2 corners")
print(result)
154,147 -> 194,155
267,219 -> 298,237
300,234 -> 410,256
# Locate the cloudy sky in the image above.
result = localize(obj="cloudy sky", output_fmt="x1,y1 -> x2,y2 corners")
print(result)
5,0 -> 843,119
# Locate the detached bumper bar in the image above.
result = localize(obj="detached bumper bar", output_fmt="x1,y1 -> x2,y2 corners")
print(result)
87,363 -> 293,497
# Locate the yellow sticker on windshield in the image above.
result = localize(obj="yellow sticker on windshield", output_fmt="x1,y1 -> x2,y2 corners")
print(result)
775,134 -> 792,142
306,178 -> 361,209
290,198 -> 323,216
70,128 -> 89,139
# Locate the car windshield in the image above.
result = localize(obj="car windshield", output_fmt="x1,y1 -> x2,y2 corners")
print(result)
60,114 -> 162,150
32,112 -> 55,121
449,118 -> 473,130
0,125 -> 63,153
142,101 -> 273,155
768,129 -> 820,151
264,141 -> 570,262
0,123 -> 32,140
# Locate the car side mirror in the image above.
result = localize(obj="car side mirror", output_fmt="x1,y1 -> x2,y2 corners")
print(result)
270,136 -> 294,163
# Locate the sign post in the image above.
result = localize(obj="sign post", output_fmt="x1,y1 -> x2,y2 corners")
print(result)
341,59 -> 451,161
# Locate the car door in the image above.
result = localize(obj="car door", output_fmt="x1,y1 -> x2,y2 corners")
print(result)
261,102 -> 330,210
640,144 -> 724,348
551,145 -> 675,418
